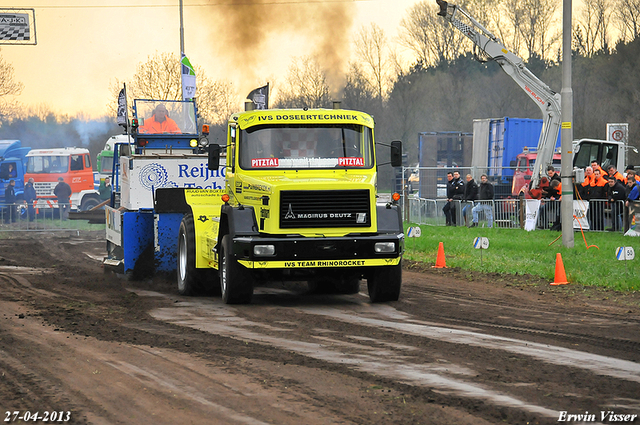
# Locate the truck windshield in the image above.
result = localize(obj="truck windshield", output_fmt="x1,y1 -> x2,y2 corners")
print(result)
134,99 -> 197,135
27,156 -> 69,173
99,153 -> 113,174
238,124 -> 374,170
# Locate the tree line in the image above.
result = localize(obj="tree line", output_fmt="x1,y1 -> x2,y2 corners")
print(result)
0,0 -> 638,189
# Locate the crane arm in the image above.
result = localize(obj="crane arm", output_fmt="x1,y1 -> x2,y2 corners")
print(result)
436,0 -> 561,189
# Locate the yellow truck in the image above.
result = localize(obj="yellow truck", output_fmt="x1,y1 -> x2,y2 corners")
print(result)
158,107 -> 404,304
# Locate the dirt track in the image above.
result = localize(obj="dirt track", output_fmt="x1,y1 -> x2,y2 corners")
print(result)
1,230 -> 640,424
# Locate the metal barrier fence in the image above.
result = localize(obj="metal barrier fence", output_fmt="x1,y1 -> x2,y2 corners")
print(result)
406,197 -> 627,232
0,203 -> 89,232
401,166 -> 523,200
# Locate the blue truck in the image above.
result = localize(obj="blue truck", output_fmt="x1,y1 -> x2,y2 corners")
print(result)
0,140 -> 30,207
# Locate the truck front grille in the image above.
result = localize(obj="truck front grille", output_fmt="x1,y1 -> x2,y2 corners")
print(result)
279,190 -> 371,228
33,182 -> 56,197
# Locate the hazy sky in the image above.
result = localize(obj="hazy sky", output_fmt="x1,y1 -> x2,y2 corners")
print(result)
1,0 -> 421,119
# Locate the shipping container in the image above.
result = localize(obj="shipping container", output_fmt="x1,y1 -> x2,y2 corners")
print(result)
472,117 -> 561,182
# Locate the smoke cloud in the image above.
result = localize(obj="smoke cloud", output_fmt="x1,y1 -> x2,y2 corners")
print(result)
203,1 -> 355,96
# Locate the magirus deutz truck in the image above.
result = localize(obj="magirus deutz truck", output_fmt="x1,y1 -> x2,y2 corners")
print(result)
106,99 -> 404,304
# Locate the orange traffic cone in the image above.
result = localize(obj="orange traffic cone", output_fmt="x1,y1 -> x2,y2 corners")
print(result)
550,253 -> 569,285
432,242 -> 447,268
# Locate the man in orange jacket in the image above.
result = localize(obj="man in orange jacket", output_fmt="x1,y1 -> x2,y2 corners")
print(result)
607,165 -> 626,184
591,160 -> 608,177
626,165 -> 640,183
139,104 -> 181,134
579,166 -> 594,199
588,168 -> 608,230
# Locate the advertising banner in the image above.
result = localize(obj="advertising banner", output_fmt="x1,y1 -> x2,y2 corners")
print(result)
121,155 -> 225,210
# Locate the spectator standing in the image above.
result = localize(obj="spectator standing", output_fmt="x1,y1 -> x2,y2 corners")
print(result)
54,177 -> 72,221
442,172 -> 454,226
539,179 -> 561,229
588,168 -> 608,230
24,178 -> 37,222
470,174 -> 494,228
447,171 -> 465,226
607,165 -> 626,184
579,166 -> 594,199
99,177 -> 112,202
443,171 -> 466,226
625,166 -> 640,183
4,180 -> 17,223
591,160 -> 608,177
546,165 -> 561,184
606,176 -> 626,231
626,172 -> 640,207
461,174 -> 478,227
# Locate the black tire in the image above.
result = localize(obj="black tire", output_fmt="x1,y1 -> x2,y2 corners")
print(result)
80,196 -> 101,211
177,214 -> 201,296
177,215 -> 220,296
219,234 -> 253,304
367,261 -> 402,302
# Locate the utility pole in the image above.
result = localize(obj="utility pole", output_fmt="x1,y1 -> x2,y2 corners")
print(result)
179,0 -> 185,54
560,0 -> 574,247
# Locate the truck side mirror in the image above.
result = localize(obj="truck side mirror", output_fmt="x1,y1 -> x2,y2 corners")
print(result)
208,144 -> 221,170
390,140 -> 403,167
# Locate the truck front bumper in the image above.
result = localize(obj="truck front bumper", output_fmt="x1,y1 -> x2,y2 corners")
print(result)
231,233 -> 404,269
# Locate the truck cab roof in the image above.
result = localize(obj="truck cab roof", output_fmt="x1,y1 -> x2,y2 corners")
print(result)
0,140 -> 23,158
26,147 -> 90,157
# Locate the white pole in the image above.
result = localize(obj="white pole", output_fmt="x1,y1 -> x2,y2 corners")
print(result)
561,0 -> 574,248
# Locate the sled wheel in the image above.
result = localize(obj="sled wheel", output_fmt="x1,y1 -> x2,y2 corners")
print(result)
177,214 -> 201,296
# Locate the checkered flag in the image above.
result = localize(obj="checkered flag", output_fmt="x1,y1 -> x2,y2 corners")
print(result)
0,12 -> 30,41
247,84 -> 269,110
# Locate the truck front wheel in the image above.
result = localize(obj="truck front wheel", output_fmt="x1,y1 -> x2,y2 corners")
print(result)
220,235 -> 253,304
80,196 -> 101,211
367,262 -> 402,302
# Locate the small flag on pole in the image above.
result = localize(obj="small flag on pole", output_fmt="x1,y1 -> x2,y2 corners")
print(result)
116,86 -> 127,128
247,83 -> 269,110
181,53 -> 196,100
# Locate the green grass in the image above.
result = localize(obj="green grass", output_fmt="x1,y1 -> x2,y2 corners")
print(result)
403,223 -> 640,292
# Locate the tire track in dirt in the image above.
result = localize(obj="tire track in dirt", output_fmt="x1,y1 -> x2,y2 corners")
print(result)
143,291 -> 564,419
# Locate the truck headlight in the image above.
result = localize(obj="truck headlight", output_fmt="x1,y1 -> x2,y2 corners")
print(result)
254,245 -> 276,256
374,242 -> 395,253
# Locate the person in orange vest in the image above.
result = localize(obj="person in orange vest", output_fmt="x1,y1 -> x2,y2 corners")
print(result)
591,160 -> 608,177
139,104 -> 181,134
626,165 -> 640,183
588,168 -> 608,230
579,166 -> 594,199
607,165 -> 626,184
